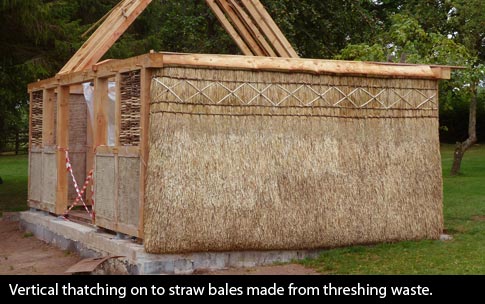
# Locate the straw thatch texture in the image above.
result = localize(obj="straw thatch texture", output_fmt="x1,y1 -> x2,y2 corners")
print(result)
42,152 -> 57,208
28,150 -> 57,213
67,94 -> 87,202
144,67 -> 443,254
118,156 -> 140,227
29,152 -> 43,202
94,152 -> 141,236
95,155 -> 116,222
120,71 -> 141,146
31,91 -> 43,147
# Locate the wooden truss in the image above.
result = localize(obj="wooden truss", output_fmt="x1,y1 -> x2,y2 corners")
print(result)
60,0 -> 298,75
205,0 -> 298,58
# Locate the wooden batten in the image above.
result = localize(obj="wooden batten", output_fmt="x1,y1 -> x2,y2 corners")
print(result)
96,146 -> 140,158
55,86 -> 70,214
28,78 -> 58,92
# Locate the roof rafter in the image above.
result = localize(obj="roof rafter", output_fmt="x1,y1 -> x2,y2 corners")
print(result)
60,0 -> 152,74
59,0 -> 298,75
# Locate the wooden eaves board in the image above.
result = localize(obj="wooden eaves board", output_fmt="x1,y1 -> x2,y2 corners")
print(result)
32,53 -> 453,93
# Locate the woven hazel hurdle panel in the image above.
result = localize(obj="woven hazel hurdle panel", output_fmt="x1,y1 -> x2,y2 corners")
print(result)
120,71 -> 141,146
31,91 -> 43,147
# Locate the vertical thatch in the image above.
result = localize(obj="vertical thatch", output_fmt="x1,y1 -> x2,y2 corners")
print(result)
144,67 -> 443,254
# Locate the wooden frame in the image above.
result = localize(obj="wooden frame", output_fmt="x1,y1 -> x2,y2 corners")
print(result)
28,52 -> 454,239
206,0 -> 253,56
55,85 -> 70,214
59,0 -> 300,76
60,0 -> 153,74
240,0 -> 299,58
25,0 -> 461,246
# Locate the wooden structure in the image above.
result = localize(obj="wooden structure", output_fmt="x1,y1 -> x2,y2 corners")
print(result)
60,0 -> 297,75
28,0 -> 453,252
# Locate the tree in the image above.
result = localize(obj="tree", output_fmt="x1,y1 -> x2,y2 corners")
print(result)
261,0 -> 381,58
447,0 -> 485,175
336,1 -> 484,175
0,0 -> 86,151
0,0 -> 49,151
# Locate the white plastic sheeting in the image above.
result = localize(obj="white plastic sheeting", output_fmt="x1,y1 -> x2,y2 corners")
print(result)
83,82 -> 116,146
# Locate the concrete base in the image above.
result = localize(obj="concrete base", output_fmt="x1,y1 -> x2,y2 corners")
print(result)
19,211 -> 321,274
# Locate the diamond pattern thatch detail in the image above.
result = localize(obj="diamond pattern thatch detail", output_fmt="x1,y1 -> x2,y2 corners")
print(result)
152,77 -> 437,110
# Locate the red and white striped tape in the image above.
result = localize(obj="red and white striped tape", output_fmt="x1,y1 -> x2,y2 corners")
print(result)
65,169 -> 94,216
64,150 -> 94,219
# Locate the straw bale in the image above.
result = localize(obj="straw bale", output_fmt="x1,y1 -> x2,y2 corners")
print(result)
94,155 -> 116,221
144,67 -> 443,253
118,156 -> 140,226
29,152 -> 43,202
42,152 -> 57,208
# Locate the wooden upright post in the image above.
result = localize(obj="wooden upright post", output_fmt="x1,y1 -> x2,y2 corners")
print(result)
94,77 -> 109,147
42,89 -> 56,146
138,67 -> 153,238
55,86 -> 70,214
115,73 -> 122,147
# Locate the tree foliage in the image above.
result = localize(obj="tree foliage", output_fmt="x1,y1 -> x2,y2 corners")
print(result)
0,0 -> 483,160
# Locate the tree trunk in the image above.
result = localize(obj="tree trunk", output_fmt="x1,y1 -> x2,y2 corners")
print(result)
15,130 -> 20,155
451,83 -> 478,176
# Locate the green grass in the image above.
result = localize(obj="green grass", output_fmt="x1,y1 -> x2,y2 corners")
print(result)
0,155 -> 29,213
1,147 -> 484,273
301,144 -> 485,274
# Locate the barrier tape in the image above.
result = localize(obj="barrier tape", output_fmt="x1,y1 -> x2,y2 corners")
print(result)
65,169 -> 93,216
91,178 -> 96,220
64,150 -> 94,219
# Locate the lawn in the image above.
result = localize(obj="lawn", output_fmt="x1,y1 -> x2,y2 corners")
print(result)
0,154 -> 29,215
1,146 -> 484,274
301,144 -> 485,274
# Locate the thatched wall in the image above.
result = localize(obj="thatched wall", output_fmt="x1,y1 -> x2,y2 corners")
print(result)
144,67 -> 443,254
